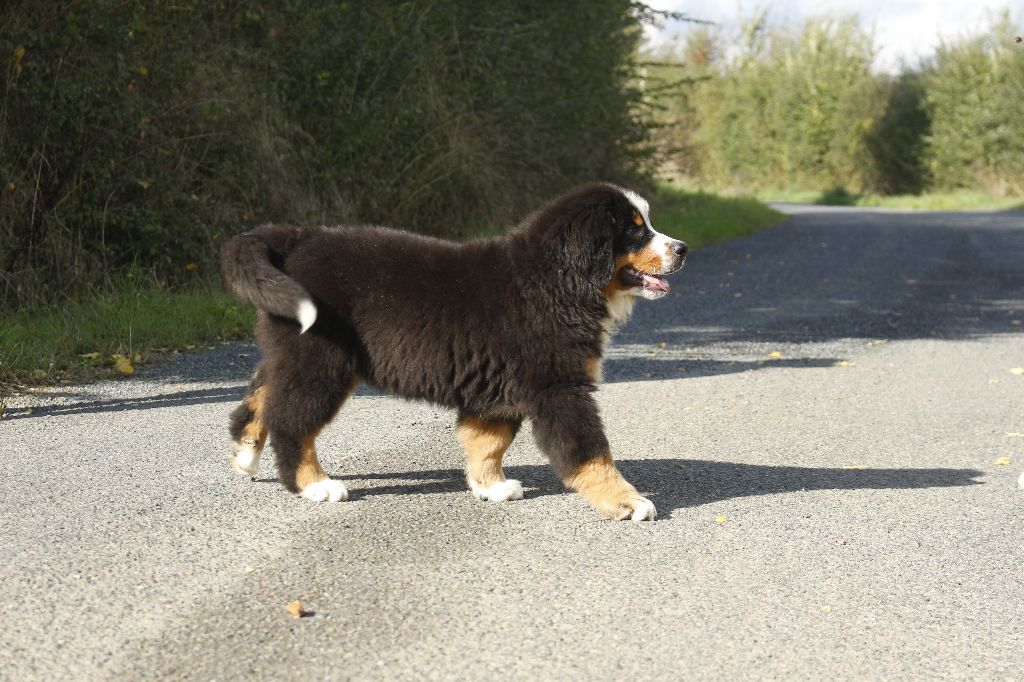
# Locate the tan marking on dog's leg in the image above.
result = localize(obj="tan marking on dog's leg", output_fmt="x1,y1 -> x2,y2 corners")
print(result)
295,431 -> 327,488
231,386 -> 268,476
296,429 -> 348,502
584,357 -> 603,384
295,378 -> 358,502
457,416 -> 523,502
567,453 -> 656,521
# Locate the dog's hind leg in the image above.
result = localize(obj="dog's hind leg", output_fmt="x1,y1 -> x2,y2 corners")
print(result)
228,367 -> 268,477
456,412 -> 523,502
265,373 -> 359,503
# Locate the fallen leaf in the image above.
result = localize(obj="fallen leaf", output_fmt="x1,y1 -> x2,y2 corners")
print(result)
1005,432 -> 1024,438
133,353 -> 142,364
656,342 -> 667,349
285,600 -> 306,619
768,351 -> 782,359
672,463 -> 684,469
243,565 -> 255,574
995,456 -> 1011,466
112,355 -> 134,375
1010,368 -> 1024,376
715,515 -> 727,524
834,360 -> 854,367
78,352 -> 101,360
820,605 -> 832,613
989,379 -> 1001,385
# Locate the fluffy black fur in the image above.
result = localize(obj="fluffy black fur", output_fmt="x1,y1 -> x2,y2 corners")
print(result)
222,183 -> 682,495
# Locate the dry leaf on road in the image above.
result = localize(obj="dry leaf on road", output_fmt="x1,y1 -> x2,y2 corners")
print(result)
112,355 -> 134,375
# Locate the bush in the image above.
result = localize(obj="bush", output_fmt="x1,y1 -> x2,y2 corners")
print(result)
688,15 -> 885,193
654,10 -> 1021,200
0,1 -> 654,310
922,14 -> 1024,195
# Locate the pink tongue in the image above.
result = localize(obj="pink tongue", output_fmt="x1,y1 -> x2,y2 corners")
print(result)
642,273 -> 669,292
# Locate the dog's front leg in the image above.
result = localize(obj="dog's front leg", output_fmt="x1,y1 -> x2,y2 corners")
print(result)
530,389 -> 656,521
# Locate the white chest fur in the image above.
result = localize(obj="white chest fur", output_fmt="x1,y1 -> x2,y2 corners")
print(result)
592,292 -> 637,383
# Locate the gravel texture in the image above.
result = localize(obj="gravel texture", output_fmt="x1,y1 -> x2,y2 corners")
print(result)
2,205 -> 1023,680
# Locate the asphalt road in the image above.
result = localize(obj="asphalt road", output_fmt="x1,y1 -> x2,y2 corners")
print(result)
3,205 -> 1023,680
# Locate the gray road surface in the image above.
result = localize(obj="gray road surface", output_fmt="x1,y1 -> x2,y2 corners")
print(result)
2,205 -> 1023,680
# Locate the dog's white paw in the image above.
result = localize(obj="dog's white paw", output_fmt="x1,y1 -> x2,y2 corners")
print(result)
610,496 -> 656,522
300,479 -> 348,503
230,442 -> 261,477
469,478 -> 524,502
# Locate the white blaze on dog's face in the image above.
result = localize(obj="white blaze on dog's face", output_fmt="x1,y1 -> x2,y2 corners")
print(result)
610,188 -> 688,301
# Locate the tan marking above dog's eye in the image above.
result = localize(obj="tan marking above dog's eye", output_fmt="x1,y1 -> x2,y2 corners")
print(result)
632,211 -> 643,226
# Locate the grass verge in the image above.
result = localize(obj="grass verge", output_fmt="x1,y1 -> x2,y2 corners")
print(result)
1,186 -> 783,391
1,282 -> 254,391
756,187 -> 1024,211
653,183 -> 786,246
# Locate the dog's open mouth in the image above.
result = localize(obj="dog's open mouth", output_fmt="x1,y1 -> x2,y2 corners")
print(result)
620,265 -> 670,293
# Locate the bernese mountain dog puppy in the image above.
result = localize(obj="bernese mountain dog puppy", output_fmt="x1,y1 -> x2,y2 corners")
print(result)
221,183 -> 687,521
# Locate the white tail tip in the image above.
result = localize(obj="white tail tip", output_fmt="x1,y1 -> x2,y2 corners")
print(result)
296,299 -> 317,334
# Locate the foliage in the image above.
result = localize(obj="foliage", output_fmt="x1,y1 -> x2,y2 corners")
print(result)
0,278 -> 253,385
0,1 -> 655,310
688,15 -> 885,193
653,10 -> 1023,200
922,14 -> 1024,194
653,182 -> 783,247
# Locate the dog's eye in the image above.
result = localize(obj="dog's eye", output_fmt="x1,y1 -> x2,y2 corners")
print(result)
632,211 -> 643,226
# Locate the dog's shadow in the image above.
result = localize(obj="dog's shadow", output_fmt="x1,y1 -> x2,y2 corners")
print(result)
258,458 -> 982,517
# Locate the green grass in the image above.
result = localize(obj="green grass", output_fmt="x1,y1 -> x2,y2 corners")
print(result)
1,186 -> 783,390
0,281 -> 254,389
755,187 -> 1024,211
653,183 -> 786,247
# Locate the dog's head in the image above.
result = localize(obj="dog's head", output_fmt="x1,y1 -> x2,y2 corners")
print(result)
604,186 -> 687,301
536,183 -> 687,302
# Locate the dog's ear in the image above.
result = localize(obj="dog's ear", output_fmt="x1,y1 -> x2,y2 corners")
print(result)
556,203 -> 615,288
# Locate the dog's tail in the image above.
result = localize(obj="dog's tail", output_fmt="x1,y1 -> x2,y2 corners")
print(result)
220,226 -> 317,333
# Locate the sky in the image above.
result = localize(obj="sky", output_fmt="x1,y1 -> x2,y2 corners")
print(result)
643,0 -> 1022,73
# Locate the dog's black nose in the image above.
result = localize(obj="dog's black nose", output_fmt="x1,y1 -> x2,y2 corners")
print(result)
672,241 -> 688,258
